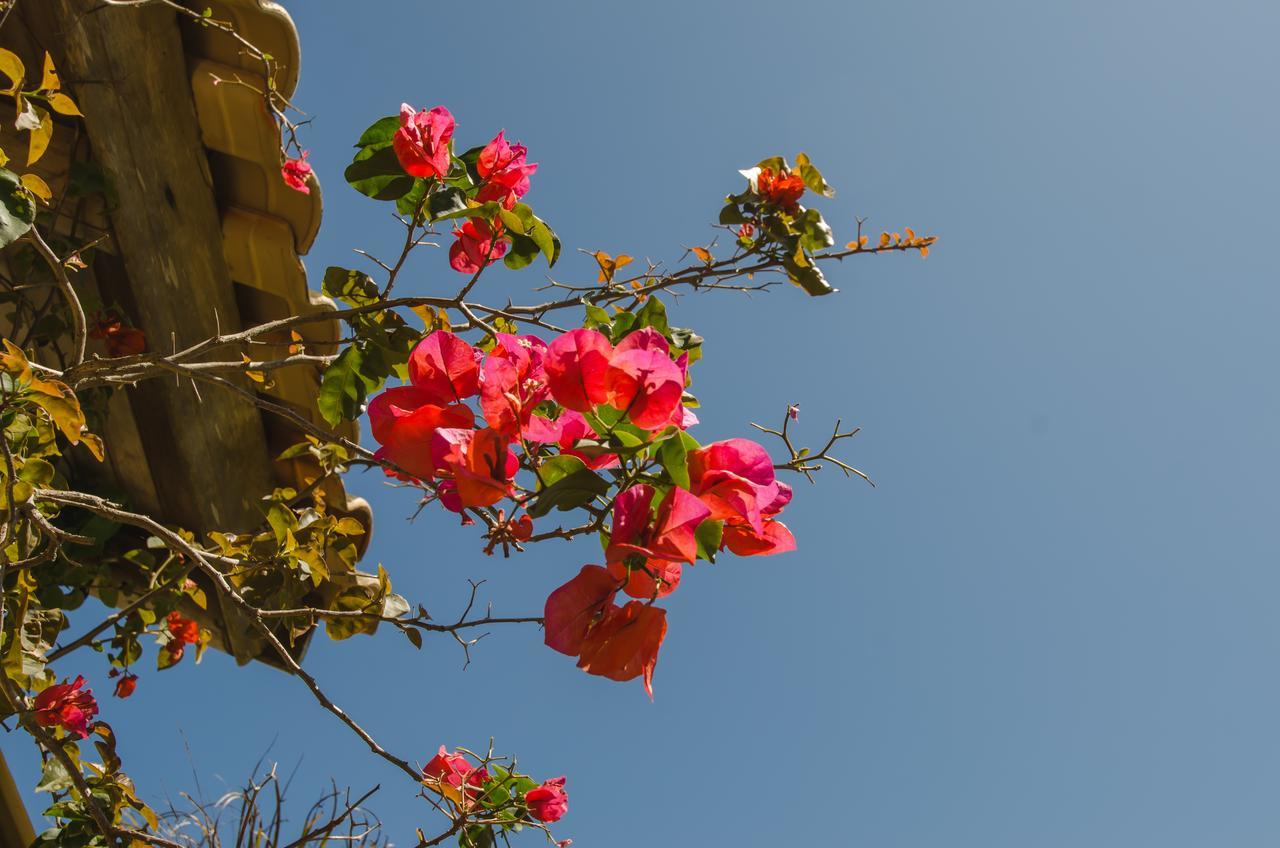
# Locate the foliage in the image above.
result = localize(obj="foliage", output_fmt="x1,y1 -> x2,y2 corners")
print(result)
0,15 -> 935,848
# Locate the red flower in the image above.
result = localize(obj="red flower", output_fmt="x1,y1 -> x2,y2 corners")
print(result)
525,777 -> 568,823
475,130 -> 538,208
113,673 -> 138,699
368,386 -> 475,481
429,427 -> 518,508
33,676 -> 98,739
167,611 -> 200,645
689,439 -> 797,557
544,566 -> 668,698
89,314 -> 146,357
545,329 -> 613,413
755,166 -> 805,209
408,331 -> 481,405
543,565 -> 621,656
605,484 -> 711,599
449,218 -> 509,274
604,328 -> 685,431
281,151 -> 313,194
393,104 -> 454,180
737,222 -> 755,239
480,333 -> 552,439
422,746 -> 489,805
576,601 -> 667,699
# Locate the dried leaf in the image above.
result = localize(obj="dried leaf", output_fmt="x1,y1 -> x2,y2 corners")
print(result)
39,52 -> 58,92
0,48 -> 24,93
47,93 -> 81,117
690,246 -> 713,264
20,173 -> 51,203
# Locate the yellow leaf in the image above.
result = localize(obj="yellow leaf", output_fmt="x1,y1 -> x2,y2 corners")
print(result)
242,354 -> 266,384
846,241 -> 860,250
879,232 -> 890,248
0,146 -> 7,168
39,52 -> 58,92
690,246 -> 713,264
859,235 -> 869,248
919,246 -> 929,258
26,106 -> 52,167
287,329 -> 304,355
20,173 -> 51,202
47,92 -> 81,117
891,232 -> 901,243
904,227 -> 915,242
0,48 -> 24,93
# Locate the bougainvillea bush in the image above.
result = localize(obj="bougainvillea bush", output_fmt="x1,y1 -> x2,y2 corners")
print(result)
0,7 -> 933,847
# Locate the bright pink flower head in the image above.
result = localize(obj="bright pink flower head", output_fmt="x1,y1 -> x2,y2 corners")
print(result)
408,331 -> 481,404
393,104 -> 454,179
422,746 -> 489,804
281,151 -> 312,194
33,676 -> 98,739
480,334 -> 553,439
449,218 -> 509,274
604,329 -> 684,430
429,427 -> 519,508
689,438 -> 783,533
605,485 -> 711,598
368,386 -> 476,480
475,130 -> 539,208
525,777 -> 568,823
545,329 -> 613,413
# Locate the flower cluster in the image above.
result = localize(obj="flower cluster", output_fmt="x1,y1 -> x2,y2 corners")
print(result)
33,675 -> 98,739
368,313 -> 795,696
391,105 -> 539,274
422,747 -> 568,826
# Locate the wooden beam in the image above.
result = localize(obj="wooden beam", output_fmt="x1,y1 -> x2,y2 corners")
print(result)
22,1 -> 276,535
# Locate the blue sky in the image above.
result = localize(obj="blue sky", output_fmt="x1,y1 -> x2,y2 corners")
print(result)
8,0 -> 1280,845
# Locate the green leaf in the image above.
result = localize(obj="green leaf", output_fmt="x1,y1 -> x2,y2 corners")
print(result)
528,455 -> 609,518
0,168 -> 35,248
782,245 -> 836,297
503,233 -> 540,270
317,346 -> 368,426
795,152 -> 835,197
344,146 -> 413,201
695,519 -> 724,562
797,207 -> 835,252
395,178 -> 430,217
719,201 -> 748,225
322,266 -> 380,307
657,432 -> 690,489
529,217 -> 560,266
428,185 -> 469,220
633,295 -> 669,337
583,302 -> 612,330
355,115 -> 400,149
35,758 -> 73,794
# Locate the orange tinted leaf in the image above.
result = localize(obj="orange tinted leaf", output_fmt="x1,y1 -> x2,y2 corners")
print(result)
0,49 -> 23,93
919,246 -> 929,258
576,601 -> 667,698
39,52 -> 59,92
690,246 -> 713,264
593,251 -> 633,283
543,565 -> 620,655
878,232 -> 890,248
904,227 -> 915,242
859,235 -> 869,247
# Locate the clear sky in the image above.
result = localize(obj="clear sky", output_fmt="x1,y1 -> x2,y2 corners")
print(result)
7,0 -> 1280,845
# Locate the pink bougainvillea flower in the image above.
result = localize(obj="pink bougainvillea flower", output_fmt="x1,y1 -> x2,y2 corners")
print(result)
422,746 -> 489,804
606,558 -> 683,601
475,130 -> 539,208
543,565 -> 621,656
722,518 -> 797,556
525,777 -> 568,823
608,484 -> 711,566
33,676 -> 98,739
392,104 -> 454,179
408,331 -> 481,404
689,438 -> 783,533
545,328 -> 613,413
281,151 -> 313,194
480,334 -> 552,439
449,218 -> 509,274
556,410 -> 618,470
368,386 -> 476,480
754,166 -> 805,209
113,673 -> 138,700
430,427 -> 518,508
576,601 -> 667,699
604,328 -> 684,430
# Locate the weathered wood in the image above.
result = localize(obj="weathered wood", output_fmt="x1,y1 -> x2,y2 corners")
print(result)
23,0 -> 276,535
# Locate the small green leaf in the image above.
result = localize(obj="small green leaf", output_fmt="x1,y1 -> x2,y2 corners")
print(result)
0,168 -> 36,248
344,146 -> 413,201
528,455 -> 610,518
322,266 -> 380,307
695,519 -> 723,562
354,115 -> 400,149
795,152 -> 835,198
503,233 -> 540,270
